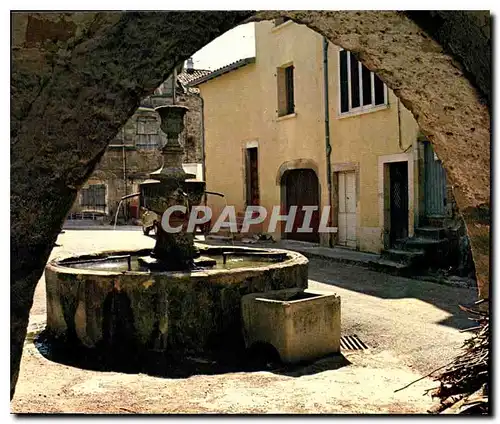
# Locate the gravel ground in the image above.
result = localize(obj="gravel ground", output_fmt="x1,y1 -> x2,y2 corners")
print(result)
11,230 -> 476,414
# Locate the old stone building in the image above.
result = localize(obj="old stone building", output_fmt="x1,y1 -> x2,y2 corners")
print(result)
68,61 -> 210,223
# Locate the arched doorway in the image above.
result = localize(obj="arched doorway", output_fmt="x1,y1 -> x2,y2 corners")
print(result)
282,169 -> 320,243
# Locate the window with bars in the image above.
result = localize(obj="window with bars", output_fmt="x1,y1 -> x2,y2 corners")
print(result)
80,184 -> 106,210
136,116 -> 160,149
277,64 -> 295,117
339,49 -> 387,114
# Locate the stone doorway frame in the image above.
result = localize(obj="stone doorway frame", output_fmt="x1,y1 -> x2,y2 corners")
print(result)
276,159 -> 322,244
378,152 -> 415,250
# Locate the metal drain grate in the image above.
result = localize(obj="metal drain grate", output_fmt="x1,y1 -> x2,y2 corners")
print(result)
340,334 -> 369,351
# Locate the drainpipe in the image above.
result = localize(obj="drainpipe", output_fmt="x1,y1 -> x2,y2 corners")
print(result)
122,126 -> 128,220
200,95 -> 207,206
323,37 -> 334,247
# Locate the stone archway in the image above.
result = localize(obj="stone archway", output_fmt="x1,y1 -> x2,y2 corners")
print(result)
276,159 -> 320,186
11,11 -> 490,398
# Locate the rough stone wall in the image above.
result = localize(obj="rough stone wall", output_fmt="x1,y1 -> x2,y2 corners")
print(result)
69,91 -> 203,219
10,10 -> 490,400
180,95 -> 204,164
405,11 -> 491,107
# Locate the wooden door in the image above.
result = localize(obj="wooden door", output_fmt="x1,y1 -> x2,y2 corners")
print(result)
337,171 -> 357,248
245,148 -> 260,206
424,141 -> 447,218
284,169 -> 320,243
389,161 -> 409,246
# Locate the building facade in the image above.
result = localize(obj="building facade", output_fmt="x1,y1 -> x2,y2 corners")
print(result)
69,64 -> 210,223
192,20 -> 460,257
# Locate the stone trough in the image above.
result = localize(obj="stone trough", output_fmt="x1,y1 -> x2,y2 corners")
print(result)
241,288 -> 341,363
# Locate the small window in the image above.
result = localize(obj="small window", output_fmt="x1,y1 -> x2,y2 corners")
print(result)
349,53 -> 360,109
277,64 -> 295,117
339,49 -> 387,114
339,50 -> 349,113
80,184 -> 106,210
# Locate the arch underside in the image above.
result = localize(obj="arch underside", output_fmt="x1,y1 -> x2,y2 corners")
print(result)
10,11 -> 490,397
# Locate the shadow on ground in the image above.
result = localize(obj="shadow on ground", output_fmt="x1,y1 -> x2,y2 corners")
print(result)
197,239 -> 478,331
308,258 -> 477,331
33,330 -> 350,379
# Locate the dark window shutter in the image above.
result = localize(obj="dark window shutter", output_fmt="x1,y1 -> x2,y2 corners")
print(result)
81,184 -> 106,209
362,65 -> 372,106
339,51 -> 349,113
374,74 -> 385,105
350,53 -> 360,108
285,66 -> 295,114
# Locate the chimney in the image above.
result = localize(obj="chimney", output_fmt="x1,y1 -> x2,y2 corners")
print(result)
186,57 -> 194,72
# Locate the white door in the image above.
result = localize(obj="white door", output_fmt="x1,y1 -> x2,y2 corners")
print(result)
337,171 -> 357,248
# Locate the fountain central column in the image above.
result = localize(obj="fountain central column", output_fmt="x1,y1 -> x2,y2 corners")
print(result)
141,105 -> 205,270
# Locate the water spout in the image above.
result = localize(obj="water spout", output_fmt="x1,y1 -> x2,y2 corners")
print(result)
113,200 -> 124,231
113,192 -> 141,230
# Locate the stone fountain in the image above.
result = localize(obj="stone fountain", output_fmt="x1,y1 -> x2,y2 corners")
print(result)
44,104 -> 310,361
140,104 -> 205,270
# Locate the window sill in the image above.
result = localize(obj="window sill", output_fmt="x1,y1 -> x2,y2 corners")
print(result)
337,104 -> 389,119
276,112 -> 297,122
271,19 -> 294,33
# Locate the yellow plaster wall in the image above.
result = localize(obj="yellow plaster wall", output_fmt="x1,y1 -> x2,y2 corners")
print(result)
200,21 -> 420,252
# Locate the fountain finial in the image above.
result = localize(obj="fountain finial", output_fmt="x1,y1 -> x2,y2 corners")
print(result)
150,105 -> 195,181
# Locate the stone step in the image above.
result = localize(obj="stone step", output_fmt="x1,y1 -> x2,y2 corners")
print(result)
424,216 -> 447,228
397,237 -> 450,269
398,237 -> 448,251
415,226 -> 447,240
382,248 -> 425,265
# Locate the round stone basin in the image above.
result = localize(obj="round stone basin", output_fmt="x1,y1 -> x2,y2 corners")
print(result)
45,245 -> 308,358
